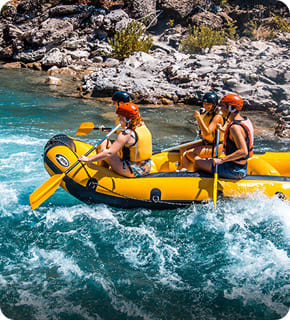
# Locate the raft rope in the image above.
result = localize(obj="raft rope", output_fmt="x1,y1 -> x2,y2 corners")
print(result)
59,140 -> 195,208
56,141 -> 194,207
96,182 -> 194,208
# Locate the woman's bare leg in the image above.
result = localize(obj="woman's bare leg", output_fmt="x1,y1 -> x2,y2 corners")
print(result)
185,144 -> 213,171
105,155 -> 135,177
178,141 -> 204,170
95,140 -> 112,168
195,158 -> 214,174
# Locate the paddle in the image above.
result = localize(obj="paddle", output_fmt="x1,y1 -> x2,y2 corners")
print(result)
156,140 -> 202,154
29,124 -> 121,210
76,122 -> 112,135
213,129 -> 220,210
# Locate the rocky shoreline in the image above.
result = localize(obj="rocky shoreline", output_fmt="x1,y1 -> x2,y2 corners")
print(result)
0,1 -> 289,137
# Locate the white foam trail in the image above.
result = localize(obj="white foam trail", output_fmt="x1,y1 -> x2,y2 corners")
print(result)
115,223 -> 187,290
0,152 -> 41,175
0,182 -> 18,215
0,135 -> 45,146
94,274 -> 156,320
44,204 -> 120,227
206,197 -> 290,316
29,247 -> 84,279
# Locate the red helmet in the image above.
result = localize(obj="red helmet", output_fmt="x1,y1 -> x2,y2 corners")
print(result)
220,94 -> 243,111
116,102 -> 139,120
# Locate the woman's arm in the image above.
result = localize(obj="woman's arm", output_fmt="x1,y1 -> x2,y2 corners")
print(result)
79,132 -> 129,163
195,112 -> 223,136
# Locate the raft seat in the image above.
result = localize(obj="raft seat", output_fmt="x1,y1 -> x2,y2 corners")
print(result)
248,157 -> 280,176
151,151 -> 180,173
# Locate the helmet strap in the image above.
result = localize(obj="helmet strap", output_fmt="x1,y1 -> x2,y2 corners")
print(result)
228,105 -> 236,113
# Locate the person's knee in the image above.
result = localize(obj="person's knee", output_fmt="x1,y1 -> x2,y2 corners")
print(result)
195,159 -> 202,169
195,158 -> 210,172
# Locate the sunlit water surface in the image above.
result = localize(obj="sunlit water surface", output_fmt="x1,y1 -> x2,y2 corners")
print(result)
0,69 -> 289,320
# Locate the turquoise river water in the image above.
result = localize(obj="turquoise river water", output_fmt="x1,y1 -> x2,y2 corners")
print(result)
0,69 -> 289,320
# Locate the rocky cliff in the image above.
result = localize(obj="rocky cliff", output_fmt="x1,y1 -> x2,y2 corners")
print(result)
0,0 -> 289,137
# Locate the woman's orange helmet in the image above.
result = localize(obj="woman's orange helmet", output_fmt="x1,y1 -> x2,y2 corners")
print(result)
116,102 -> 139,120
220,94 -> 243,111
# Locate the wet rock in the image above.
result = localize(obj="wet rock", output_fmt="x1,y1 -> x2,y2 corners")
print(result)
45,76 -> 62,85
47,66 -> 77,77
0,61 -> 23,69
26,62 -> 42,70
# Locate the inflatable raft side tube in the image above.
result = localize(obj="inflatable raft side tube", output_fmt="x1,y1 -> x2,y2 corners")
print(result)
248,157 -> 280,176
64,176 -> 194,209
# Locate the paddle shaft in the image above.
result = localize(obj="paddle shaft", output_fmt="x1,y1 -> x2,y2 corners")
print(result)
160,140 -> 201,153
215,130 -> 220,163
213,129 -> 220,210
67,123 -> 121,174
97,127 -> 112,132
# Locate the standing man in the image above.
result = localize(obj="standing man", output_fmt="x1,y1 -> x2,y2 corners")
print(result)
195,94 -> 254,179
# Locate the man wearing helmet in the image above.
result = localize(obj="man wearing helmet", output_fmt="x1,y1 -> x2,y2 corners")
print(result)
195,94 -> 254,179
78,98 -> 153,178
178,92 -> 227,171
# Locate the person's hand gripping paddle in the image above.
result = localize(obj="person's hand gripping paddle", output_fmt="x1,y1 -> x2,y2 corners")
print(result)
29,124 -> 121,210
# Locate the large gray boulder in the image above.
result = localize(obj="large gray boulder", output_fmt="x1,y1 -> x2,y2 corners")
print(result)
41,48 -> 72,68
27,18 -> 74,47
128,0 -> 157,27
191,12 -> 224,29
159,0 -> 199,19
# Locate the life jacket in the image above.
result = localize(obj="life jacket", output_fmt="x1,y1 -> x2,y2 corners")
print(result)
122,124 -> 152,162
200,111 -> 225,144
224,118 -> 254,160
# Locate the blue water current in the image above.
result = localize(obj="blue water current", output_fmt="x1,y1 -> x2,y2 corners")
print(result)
0,69 -> 289,320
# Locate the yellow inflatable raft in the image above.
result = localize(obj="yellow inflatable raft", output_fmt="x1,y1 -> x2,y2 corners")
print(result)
43,134 -> 290,209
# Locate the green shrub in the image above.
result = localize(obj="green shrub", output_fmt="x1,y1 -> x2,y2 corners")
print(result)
272,14 -> 290,32
214,0 -> 228,6
108,20 -> 153,60
245,14 -> 289,41
181,21 -> 237,54
245,21 -> 275,40
166,19 -> 175,27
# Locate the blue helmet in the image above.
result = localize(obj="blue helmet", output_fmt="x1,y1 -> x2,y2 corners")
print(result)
202,92 -> 218,105
112,91 -> 131,103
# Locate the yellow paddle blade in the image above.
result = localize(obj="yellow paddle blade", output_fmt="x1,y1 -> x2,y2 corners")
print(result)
76,122 -> 94,135
29,173 -> 65,210
213,172 -> 218,210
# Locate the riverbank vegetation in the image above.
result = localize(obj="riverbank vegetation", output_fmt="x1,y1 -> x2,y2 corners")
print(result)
108,20 -> 153,60
245,13 -> 290,40
181,20 -> 237,54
